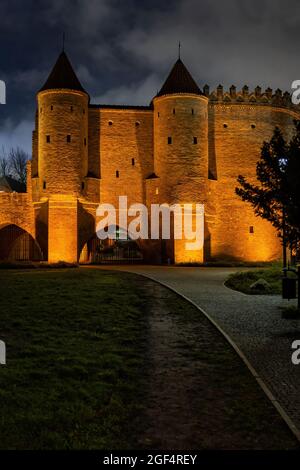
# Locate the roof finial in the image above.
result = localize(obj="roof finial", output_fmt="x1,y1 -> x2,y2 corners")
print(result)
178,41 -> 181,60
62,32 -> 65,52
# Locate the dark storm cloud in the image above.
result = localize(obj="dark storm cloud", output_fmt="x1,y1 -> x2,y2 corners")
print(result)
1,0 -> 300,152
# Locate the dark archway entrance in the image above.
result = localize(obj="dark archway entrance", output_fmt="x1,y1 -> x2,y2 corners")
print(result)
0,224 -> 43,261
79,226 -> 143,264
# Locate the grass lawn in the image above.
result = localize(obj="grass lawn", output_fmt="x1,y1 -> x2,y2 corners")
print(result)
0,269 -> 149,449
224,263 -> 288,295
0,267 -> 298,449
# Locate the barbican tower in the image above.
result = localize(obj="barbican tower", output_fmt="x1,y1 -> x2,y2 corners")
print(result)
33,51 -> 89,263
152,58 -> 209,263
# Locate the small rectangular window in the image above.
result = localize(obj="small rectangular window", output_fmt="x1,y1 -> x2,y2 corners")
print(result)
249,226 -> 254,234
43,181 -> 46,190
173,108 -> 175,114
193,137 -> 198,144
168,137 -> 172,144
191,108 -> 194,115
67,135 -> 71,143
50,105 -> 53,111
132,158 -> 135,166
81,182 -> 85,190
116,170 -> 119,178
84,138 -> 87,146
46,135 -> 50,143
70,106 -> 73,112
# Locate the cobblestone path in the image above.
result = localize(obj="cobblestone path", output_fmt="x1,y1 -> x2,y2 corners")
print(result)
97,266 -> 300,434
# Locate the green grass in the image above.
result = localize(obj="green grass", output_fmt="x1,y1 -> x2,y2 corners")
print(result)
0,269 -> 149,449
225,263 -> 288,295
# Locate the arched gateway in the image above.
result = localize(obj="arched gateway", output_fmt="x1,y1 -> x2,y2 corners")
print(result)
79,226 -> 143,264
0,224 -> 43,262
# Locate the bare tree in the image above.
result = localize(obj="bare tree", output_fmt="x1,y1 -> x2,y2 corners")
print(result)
9,147 -> 29,184
0,146 -> 11,177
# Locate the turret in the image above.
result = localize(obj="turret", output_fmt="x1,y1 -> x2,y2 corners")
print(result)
36,51 -> 89,263
152,58 -> 209,263
37,51 -> 88,197
153,58 -> 208,203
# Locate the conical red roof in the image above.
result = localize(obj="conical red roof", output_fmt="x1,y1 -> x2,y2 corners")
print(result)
157,59 -> 202,97
39,51 -> 86,93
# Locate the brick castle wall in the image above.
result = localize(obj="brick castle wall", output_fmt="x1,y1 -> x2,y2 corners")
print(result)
37,89 -> 88,197
2,82 -> 300,263
208,103 -> 298,261
98,108 -> 153,208
152,94 -> 209,262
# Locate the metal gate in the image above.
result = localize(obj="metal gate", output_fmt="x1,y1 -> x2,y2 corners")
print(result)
80,235 -> 143,264
0,224 -> 43,261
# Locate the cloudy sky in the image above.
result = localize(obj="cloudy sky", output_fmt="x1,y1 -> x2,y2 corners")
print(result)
1,0 -> 300,154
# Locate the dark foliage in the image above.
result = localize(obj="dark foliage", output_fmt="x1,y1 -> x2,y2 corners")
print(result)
236,121 -> 300,250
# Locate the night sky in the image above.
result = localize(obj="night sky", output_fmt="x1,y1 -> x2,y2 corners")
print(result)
1,0 -> 300,154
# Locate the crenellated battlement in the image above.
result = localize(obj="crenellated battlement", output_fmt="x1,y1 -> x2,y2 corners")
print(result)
204,84 -> 300,112
0,192 -> 29,203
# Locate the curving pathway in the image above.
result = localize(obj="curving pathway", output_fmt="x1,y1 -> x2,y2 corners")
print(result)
92,265 -> 300,434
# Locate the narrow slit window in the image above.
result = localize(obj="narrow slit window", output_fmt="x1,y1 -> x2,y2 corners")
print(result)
168,137 -> 172,144
46,135 -> 50,143
43,181 -> 46,190
67,135 -> 71,143
70,106 -> 73,112
50,105 -> 53,111
191,108 -> 194,115
116,170 -> 119,178
249,226 -> 254,234
158,112 -> 160,117
81,182 -> 85,190
84,138 -> 87,146
173,108 -> 175,115
132,158 -> 135,166
193,137 -> 198,144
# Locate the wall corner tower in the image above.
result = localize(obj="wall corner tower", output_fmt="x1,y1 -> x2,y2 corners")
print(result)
153,58 -> 208,263
36,51 -> 89,263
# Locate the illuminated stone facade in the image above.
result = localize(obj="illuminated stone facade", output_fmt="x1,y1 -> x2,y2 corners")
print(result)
0,52 -> 299,263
